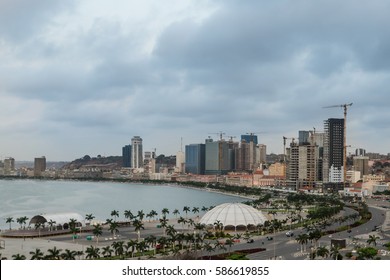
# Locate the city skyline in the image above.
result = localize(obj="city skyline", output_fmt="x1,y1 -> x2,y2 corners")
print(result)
1,1 -> 390,161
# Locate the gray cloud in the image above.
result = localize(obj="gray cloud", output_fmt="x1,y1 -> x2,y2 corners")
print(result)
1,0 -> 390,160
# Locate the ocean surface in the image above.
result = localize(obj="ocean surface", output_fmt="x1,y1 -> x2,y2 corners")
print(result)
0,179 -> 246,230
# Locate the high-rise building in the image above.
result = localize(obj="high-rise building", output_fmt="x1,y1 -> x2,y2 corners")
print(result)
241,134 -> 258,145
185,144 -> 205,174
323,118 -> 344,183
122,145 -> 131,168
258,144 -> 267,164
4,157 -> 15,175
131,136 -> 143,169
235,140 -> 256,171
353,156 -> 369,179
355,148 -> 366,156
205,139 -> 230,175
34,156 -> 46,177
176,151 -> 185,173
298,131 -> 310,145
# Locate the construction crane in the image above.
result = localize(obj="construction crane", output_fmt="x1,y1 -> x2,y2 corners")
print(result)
283,136 -> 295,162
226,136 -> 237,142
323,102 -> 353,186
208,131 -> 226,141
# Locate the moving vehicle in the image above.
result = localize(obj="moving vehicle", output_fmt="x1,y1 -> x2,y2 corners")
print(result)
286,231 -> 294,237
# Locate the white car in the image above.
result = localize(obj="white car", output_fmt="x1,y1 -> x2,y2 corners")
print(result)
286,231 -> 294,237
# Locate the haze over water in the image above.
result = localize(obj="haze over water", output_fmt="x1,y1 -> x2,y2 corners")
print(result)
0,179 -> 245,230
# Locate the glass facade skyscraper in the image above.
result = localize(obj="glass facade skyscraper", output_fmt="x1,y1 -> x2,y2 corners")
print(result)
122,145 -> 131,167
185,144 -> 205,174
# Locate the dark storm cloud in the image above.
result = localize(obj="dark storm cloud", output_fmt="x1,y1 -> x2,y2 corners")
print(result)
1,0 -> 390,160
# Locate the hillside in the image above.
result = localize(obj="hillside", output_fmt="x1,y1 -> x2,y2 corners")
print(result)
61,155 -> 123,170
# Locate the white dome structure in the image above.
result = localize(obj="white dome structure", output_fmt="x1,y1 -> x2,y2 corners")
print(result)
200,203 -> 268,231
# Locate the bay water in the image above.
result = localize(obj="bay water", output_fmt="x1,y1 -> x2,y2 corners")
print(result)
0,179 -> 246,230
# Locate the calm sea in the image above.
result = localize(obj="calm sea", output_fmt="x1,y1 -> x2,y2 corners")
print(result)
0,179 -> 245,229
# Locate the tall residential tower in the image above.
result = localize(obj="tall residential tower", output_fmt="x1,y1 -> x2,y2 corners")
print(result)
131,136 -> 143,169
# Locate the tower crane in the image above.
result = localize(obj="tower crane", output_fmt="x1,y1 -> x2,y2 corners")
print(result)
323,102 -> 353,186
282,136 -> 296,162
208,131 -> 226,141
226,136 -> 237,142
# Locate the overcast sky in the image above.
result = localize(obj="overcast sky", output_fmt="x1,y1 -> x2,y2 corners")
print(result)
1,0 -> 390,161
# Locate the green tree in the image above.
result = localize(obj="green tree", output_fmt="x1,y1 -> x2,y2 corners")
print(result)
357,247 -> 378,260
109,221 -> 120,238
330,245 -> 343,260
85,246 -> 100,259
367,235 -> 380,247
29,248 -> 44,260
296,233 -> 309,252
111,210 -> 119,221
92,224 -> 103,244
316,246 -> 329,259
16,216 -> 29,229
161,208 -> 170,217
61,249 -> 77,260
45,246 -> 62,260
133,219 -> 144,240
102,245 -> 114,258
183,206 -> 191,218
85,213 -> 95,225
173,209 -> 180,218
12,253 -> 26,260
5,217 -> 14,230
124,210 -> 135,223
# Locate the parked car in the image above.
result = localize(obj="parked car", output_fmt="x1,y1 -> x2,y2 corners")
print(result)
247,239 -> 254,243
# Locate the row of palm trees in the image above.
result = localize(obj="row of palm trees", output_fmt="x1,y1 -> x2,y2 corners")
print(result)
11,220 -> 240,260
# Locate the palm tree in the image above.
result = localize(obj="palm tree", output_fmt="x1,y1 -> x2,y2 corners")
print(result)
192,207 -> 200,219
316,246 -> 330,259
111,210 -> 119,221
213,220 -> 223,236
85,213 -> 95,225
201,206 -> 209,212
85,246 -> 100,259
178,216 -> 187,230
133,219 -> 144,240
136,240 -> 148,257
61,249 -> 77,260
92,224 -> 103,244
12,253 -> 26,260
29,248 -> 44,260
225,237 -> 235,254
124,210 -> 135,223
183,206 -> 191,218
102,245 -> 114,258
367,235 -> 380,247
5,217 -> 14,230
144,235 -> 157,255
330,245 -> 343,260
112,241 -> 125,258
109,221 -> 120,238
16,216 -> 29,229
203,242 -> 215,259
173,209 -> 180,218
125,239 -> 138,258
308,229 -> 322,249
45,246 -> 62,260
296,233 -> 309,252
47,219 -> 56,231
137,210 -> 145,221
161,208 -> 170,217
159,216 -> 169,235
